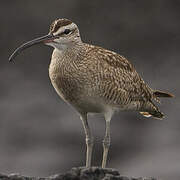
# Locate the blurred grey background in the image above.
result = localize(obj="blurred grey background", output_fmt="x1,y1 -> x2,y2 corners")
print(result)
0,0 -> 179,179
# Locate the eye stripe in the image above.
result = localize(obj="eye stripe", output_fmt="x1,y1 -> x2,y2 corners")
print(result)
57,28 -> 75,36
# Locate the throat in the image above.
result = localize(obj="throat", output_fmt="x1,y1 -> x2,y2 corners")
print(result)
56,42 -> 85,59
55,43 -> 69,52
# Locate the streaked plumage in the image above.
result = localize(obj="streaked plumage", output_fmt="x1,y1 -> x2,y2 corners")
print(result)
9,18 -> 173,168
48,19 -> 172,119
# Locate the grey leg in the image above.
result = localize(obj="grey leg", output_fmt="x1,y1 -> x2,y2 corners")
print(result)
102,121 -> 111,168
80,113 -> 94,167
102,111 -> 113,168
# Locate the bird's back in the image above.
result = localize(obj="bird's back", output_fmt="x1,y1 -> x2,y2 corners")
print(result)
82,44 -> 154,105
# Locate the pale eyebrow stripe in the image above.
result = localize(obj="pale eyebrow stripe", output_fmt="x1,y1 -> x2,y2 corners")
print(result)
53,23 -> 75,36
55,28 -> 75,36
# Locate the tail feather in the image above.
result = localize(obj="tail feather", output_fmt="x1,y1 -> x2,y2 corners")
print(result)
140,101 -> 164,120
140,112 -> 152,118
154,90 -> 174,98
140,111 -> 164,119
149,111 -> 164,119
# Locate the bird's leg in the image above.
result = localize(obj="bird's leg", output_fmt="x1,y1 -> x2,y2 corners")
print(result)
102,120 -> 111,168
80,114 -> 94,167
102,111 -> 113,168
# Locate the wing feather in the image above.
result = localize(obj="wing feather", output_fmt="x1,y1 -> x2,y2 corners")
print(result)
85,44 -> 154,106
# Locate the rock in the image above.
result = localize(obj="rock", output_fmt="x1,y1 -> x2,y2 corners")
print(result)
0,167 -> 158,180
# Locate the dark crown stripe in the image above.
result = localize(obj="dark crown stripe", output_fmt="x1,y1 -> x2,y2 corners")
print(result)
50,19 -> 72,33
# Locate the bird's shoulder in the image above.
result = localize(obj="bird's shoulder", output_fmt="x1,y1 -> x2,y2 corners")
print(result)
84,43 -> 134,72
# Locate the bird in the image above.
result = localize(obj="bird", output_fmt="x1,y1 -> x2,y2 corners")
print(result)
9,18 -> 173,168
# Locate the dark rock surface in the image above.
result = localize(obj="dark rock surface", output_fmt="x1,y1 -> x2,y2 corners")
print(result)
0,167 -> 157,180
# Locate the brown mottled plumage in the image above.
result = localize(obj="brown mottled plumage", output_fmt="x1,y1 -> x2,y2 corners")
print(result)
9,18 -> 173,168
48,20 -> 170,119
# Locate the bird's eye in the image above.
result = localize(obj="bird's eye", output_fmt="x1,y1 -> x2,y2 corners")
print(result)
64,29 -> 71,35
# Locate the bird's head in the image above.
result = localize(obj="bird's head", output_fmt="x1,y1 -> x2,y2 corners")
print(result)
47,18 -> 81,49
9,18 -> 81,62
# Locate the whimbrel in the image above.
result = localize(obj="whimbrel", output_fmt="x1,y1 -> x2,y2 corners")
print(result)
9,18 -> 173,168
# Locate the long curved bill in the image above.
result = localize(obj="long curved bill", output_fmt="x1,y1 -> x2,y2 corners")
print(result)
9,34 -> 57,62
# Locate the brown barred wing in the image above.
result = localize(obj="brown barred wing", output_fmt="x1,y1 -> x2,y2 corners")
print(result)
85,45 -> 154,107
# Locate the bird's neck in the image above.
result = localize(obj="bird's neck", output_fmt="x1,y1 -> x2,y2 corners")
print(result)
56,41 -> 85,60
54,38 -> 82,51
49,41 -> 85,71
